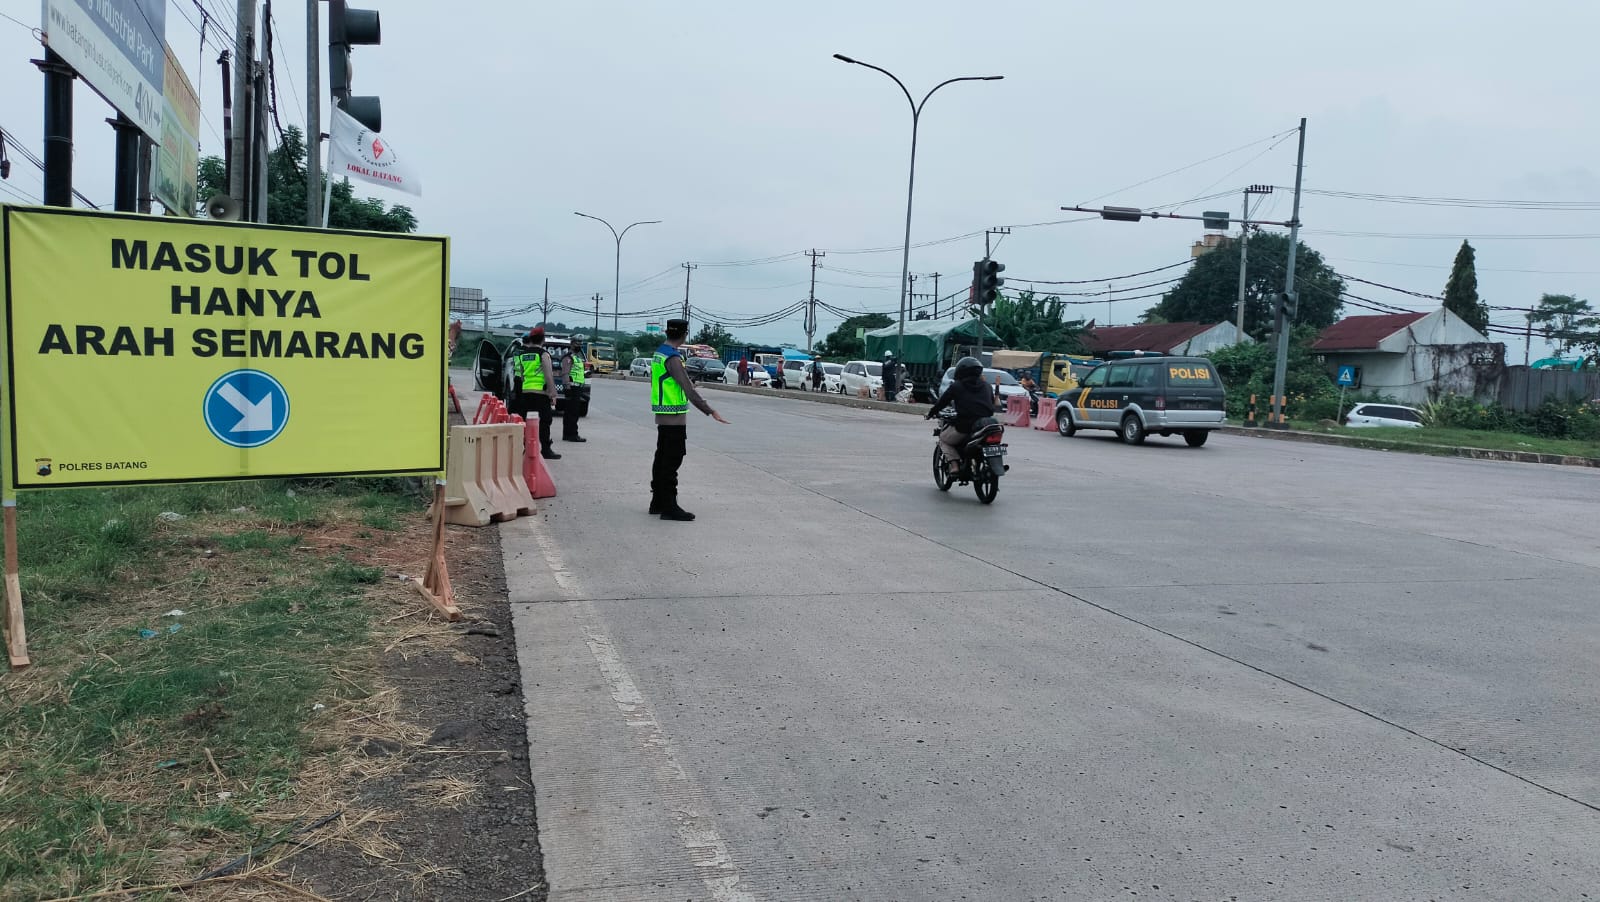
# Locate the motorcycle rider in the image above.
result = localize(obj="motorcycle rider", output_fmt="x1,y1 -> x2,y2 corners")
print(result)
926,356 -> 998,476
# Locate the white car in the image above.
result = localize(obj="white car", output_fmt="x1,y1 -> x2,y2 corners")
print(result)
725,362 -> 772,387
780,359 -> 817,389
1344,402 -> 1423,428
938,367 -> 1030,411
839,360 -> 882,396
629,357 -> 650,377
820,362 -> 844,393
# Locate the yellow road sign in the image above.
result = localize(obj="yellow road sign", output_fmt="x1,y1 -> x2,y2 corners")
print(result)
2,206 -> 448,488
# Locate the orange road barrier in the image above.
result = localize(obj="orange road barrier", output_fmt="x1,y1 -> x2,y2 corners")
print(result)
522,416 -> 558,499
1002,393 -> 1031,428
1033,397 -> 1057,430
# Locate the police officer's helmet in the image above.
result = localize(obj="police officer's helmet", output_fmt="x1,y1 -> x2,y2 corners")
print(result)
954,356 -> 983,382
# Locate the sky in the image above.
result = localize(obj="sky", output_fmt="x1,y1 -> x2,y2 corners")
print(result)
4,0 -> 1600,358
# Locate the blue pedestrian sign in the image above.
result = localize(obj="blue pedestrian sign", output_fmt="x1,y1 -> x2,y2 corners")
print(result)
1335,365 -> 1360,388
203,370 -> 291,448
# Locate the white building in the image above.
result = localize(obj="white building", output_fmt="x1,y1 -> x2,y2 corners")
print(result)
1310,308 -> 1503,404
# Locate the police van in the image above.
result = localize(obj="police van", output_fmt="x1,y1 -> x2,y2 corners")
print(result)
473,335 -> 589,418
1053,352 -> 1225,446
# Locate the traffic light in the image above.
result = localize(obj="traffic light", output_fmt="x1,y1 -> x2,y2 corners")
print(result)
329,0 -> 382,131
973,259 -> 1005,306
1277,291 -> 1298,321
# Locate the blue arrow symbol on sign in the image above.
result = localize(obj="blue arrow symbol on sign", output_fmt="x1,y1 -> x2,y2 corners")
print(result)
216,382 -> 274,432
204,370 -> 290,448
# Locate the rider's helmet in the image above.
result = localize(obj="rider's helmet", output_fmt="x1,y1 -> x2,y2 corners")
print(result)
883,350 -> 894,360
954,356 -> 983,382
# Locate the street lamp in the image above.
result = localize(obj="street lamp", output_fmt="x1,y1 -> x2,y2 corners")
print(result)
833,53 -> 1002,362
574,212 -> 661,336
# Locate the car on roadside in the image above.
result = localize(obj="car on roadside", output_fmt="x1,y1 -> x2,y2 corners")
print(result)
840,360 -> 882,396
938,366 -> 1029,411
820,362 -> 844,393
1053,354 -> 1225,446
1344,402 -> 1423,428
683,356 -> 725,383
629,357 -> 651,377
781,359 -> 817,390
724,362 -> 771,386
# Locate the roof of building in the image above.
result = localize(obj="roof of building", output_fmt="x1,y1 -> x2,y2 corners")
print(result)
1310,312 -> 1427,351
1081,322 -> 1216,354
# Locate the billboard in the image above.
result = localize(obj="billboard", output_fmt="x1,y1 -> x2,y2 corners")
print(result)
151,42 -> 200,216
1,206 -> 449,488
42,0 -> 168,138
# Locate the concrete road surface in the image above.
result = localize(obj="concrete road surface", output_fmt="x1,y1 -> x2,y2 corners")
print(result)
459,374 -> 1600,901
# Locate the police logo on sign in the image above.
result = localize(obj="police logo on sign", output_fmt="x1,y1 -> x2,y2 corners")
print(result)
203,370 -> 291,448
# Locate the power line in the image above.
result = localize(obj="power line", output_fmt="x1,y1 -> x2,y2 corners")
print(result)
1306,229 -> 1600,241
267,8 -> 305,126
1076,126 -> 1299,206
1006,259 -> 1193,285
1289,188 -> 1600,211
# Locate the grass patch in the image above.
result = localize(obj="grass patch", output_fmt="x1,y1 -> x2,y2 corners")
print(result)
1295,423 -> 1600,458
0,477 -> 433,899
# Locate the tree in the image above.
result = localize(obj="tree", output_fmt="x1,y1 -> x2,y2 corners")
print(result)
985,291 -> 1088,353
196,127 -> 417,233
1442,240 -> 1489,334
690,323 -> 738,350
1527,294 -> 1599,357
814,313 -> 892,360
1146,232 -> 1345,338
1206,325 -> 1339,421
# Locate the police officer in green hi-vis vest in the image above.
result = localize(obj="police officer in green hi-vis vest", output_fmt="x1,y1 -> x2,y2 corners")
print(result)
512,327 -> 559,460
649,319 -> 728,521
562,348 -> 587,443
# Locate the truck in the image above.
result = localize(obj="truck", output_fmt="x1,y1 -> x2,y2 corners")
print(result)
863,318 -> 1000,403
585,340 -> 617,374
987,350 -> 1100,397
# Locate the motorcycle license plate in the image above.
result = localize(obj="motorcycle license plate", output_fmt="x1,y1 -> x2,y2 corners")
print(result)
982,446 -> 1005,457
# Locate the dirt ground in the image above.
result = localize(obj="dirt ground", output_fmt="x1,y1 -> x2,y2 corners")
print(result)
288,517 -> 546,901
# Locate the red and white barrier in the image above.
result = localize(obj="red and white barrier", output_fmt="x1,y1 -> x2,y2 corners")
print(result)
1033,396 -> 1058,430
1002,393 -> 1030,428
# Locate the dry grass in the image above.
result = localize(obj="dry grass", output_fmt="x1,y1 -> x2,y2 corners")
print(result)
0,480 -> 487,900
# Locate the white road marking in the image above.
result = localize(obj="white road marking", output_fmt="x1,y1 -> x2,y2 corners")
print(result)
528,520 -> 758,902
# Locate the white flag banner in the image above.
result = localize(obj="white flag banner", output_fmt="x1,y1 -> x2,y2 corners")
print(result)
327,106 -> 422,197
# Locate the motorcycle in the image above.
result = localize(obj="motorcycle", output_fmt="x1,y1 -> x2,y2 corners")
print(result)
931,408 -> 1007,504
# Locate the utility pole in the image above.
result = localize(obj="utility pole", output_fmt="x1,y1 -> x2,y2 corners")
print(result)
1107,281 -> 1114,327
1237,185 -> 1273,337
1267,118 -> 1308,430
542,278 -> 551,326
592,293 -> 602,338
907,272 -> 918,318
931,272 -> 940,319
230,0 -> 257,208
804,250 -> 824,352
253,1 -> 270,222
304,0 -> 321,226
1524,315 -> 1533,365
681,263 -> 697,321
984,226 -> 1010,259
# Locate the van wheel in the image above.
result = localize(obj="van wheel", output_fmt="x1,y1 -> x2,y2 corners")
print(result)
1056,408 -> 1077,437
1120,413 -> 1147,445
1184,430 -> 1208,447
